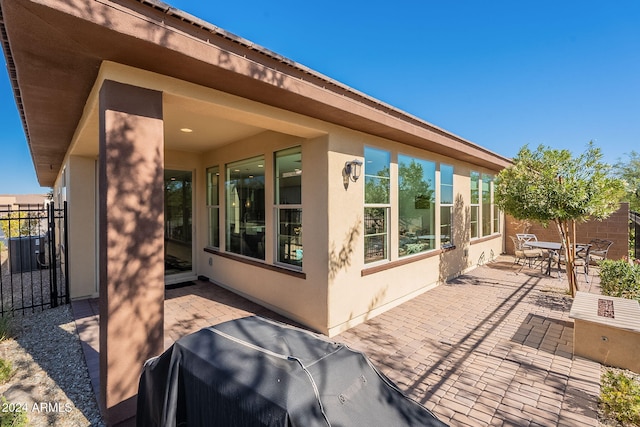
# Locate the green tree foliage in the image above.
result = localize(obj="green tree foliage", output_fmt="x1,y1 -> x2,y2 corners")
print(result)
614,150 -> 640,212
364,165 -> 390,204
398,160 -> 434,217
0,211 -> 44,240
495,143 -> 625,296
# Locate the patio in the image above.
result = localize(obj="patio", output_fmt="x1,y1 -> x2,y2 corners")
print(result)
72,256 -> 601,426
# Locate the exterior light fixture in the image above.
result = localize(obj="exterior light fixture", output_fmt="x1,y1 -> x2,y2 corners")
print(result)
344,159 -> 363,182
180,128 -> 193,133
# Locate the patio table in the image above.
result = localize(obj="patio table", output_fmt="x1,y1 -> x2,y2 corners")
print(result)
524,241 -> 562,276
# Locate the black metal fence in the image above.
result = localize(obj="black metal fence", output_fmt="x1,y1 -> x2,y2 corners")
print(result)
631,210 -> 639,260
0,202 -> 69,316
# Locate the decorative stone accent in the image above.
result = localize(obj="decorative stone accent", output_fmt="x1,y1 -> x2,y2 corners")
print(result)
597,299 -> 614,318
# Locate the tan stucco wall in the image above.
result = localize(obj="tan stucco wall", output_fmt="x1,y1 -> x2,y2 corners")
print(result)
574,320 -> 640,372
192,120 -> 504,336
98,81 -> 165,423
197,131 -> 331,333
324,130 -> 504,335
60,63 -> 506,337
66,156 -> 98,298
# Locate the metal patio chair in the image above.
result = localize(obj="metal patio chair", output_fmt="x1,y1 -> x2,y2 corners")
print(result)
588,239 -> 613,263
516,233 -> 539,246
551,243 -> 591,283
510,235 -> 544,272
573,244 -> 592,283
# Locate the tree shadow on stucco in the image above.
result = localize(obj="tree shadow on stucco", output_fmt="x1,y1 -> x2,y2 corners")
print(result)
97,114 -> 165,417
438,194 -> 470,285
327,218 -> 394,333
328,218 -> 361,281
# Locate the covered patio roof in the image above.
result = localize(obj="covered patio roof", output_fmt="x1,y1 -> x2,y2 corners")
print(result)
1,0 -> 511,187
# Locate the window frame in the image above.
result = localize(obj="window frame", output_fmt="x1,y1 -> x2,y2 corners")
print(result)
364,147 -> 391,264
274,147 -> 303,270
470,171 -> 480,239
398,154 -> 436,258
439,164 -> 454,248
206,166 -> 220,248
481,173 -> 492,237
225,155 -> 266,260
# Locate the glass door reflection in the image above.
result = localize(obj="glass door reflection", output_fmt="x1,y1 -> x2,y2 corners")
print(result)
164,169 -> 193,281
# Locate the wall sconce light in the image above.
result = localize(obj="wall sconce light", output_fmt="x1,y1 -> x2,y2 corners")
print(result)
344,159 -> 363,182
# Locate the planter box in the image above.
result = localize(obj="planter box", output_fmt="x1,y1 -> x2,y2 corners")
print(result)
569,291 -> 640,372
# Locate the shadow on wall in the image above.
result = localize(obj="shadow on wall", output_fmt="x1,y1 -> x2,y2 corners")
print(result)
439,194 -> 470,283
328,218 -> 361,282
101,115 -> 165,411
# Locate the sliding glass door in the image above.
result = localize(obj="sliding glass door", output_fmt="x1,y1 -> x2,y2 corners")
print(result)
164,169 -> 194,284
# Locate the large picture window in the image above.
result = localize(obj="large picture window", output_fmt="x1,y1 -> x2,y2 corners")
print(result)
206,166 -> 220,248
364,147 -> 390,263
482,173 -> 492,236
275,147 -> 302,268
398,155 -> 436,256
225,156 -> 265,259
440,164 -> 454,247
470,171 -> 480,239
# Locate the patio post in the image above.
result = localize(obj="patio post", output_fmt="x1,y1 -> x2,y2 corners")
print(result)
98,80 -> 165,425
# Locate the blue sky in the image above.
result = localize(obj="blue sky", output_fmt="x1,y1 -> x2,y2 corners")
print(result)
1,1 -> 638,194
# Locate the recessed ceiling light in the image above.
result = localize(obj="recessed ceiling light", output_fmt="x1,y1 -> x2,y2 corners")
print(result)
180,128 -> 193,133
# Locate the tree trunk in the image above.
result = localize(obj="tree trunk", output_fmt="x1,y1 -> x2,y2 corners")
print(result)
555,219 -> 577,297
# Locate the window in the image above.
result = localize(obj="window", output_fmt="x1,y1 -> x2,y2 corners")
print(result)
482,173 -> 492,236
225,156 -> 265,259
398,155 -> 436,256
364,147 -> 390,263
275,147 -> 302,268
493,199 -> 500,234
440,164 -> 454,247
470,171 -> 480,239
206,166 -> 220,248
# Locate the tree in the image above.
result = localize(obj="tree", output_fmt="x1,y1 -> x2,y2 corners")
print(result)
398,160 -> 434,217
495,143 -> 625,297
0,211 -> 45,240
614,150 -> 640,212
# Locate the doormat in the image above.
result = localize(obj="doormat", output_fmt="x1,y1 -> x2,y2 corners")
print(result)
165,281 -> 196,290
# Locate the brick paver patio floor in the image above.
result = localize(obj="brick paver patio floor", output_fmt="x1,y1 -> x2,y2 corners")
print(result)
73,256 -> 601,426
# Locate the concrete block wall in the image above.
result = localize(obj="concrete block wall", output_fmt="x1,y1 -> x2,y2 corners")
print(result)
505,203 -> 629,260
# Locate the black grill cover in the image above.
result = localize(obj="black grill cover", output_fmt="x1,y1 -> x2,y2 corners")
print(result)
137,316 -> 448,427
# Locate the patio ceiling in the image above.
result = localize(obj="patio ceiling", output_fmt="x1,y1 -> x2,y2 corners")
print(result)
1,0 -> 511,187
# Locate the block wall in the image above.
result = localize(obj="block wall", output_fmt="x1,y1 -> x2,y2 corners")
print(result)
505,203 -> 629,260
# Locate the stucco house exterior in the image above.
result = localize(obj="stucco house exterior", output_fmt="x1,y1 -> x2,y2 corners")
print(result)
1,0 -> 510,423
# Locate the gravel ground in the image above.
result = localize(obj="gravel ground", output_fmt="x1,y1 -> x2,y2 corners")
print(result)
0,248 -> 66,316
0,305 -> 104,426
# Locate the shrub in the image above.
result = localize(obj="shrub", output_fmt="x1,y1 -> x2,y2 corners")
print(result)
0,359 -> 12,384
598,259 -> 640,301
0,396 -> 27,427
0,316 -> 12,342
600,369 -> 640,426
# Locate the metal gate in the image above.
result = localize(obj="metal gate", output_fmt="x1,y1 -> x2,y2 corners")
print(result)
0,202 -> 69,316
